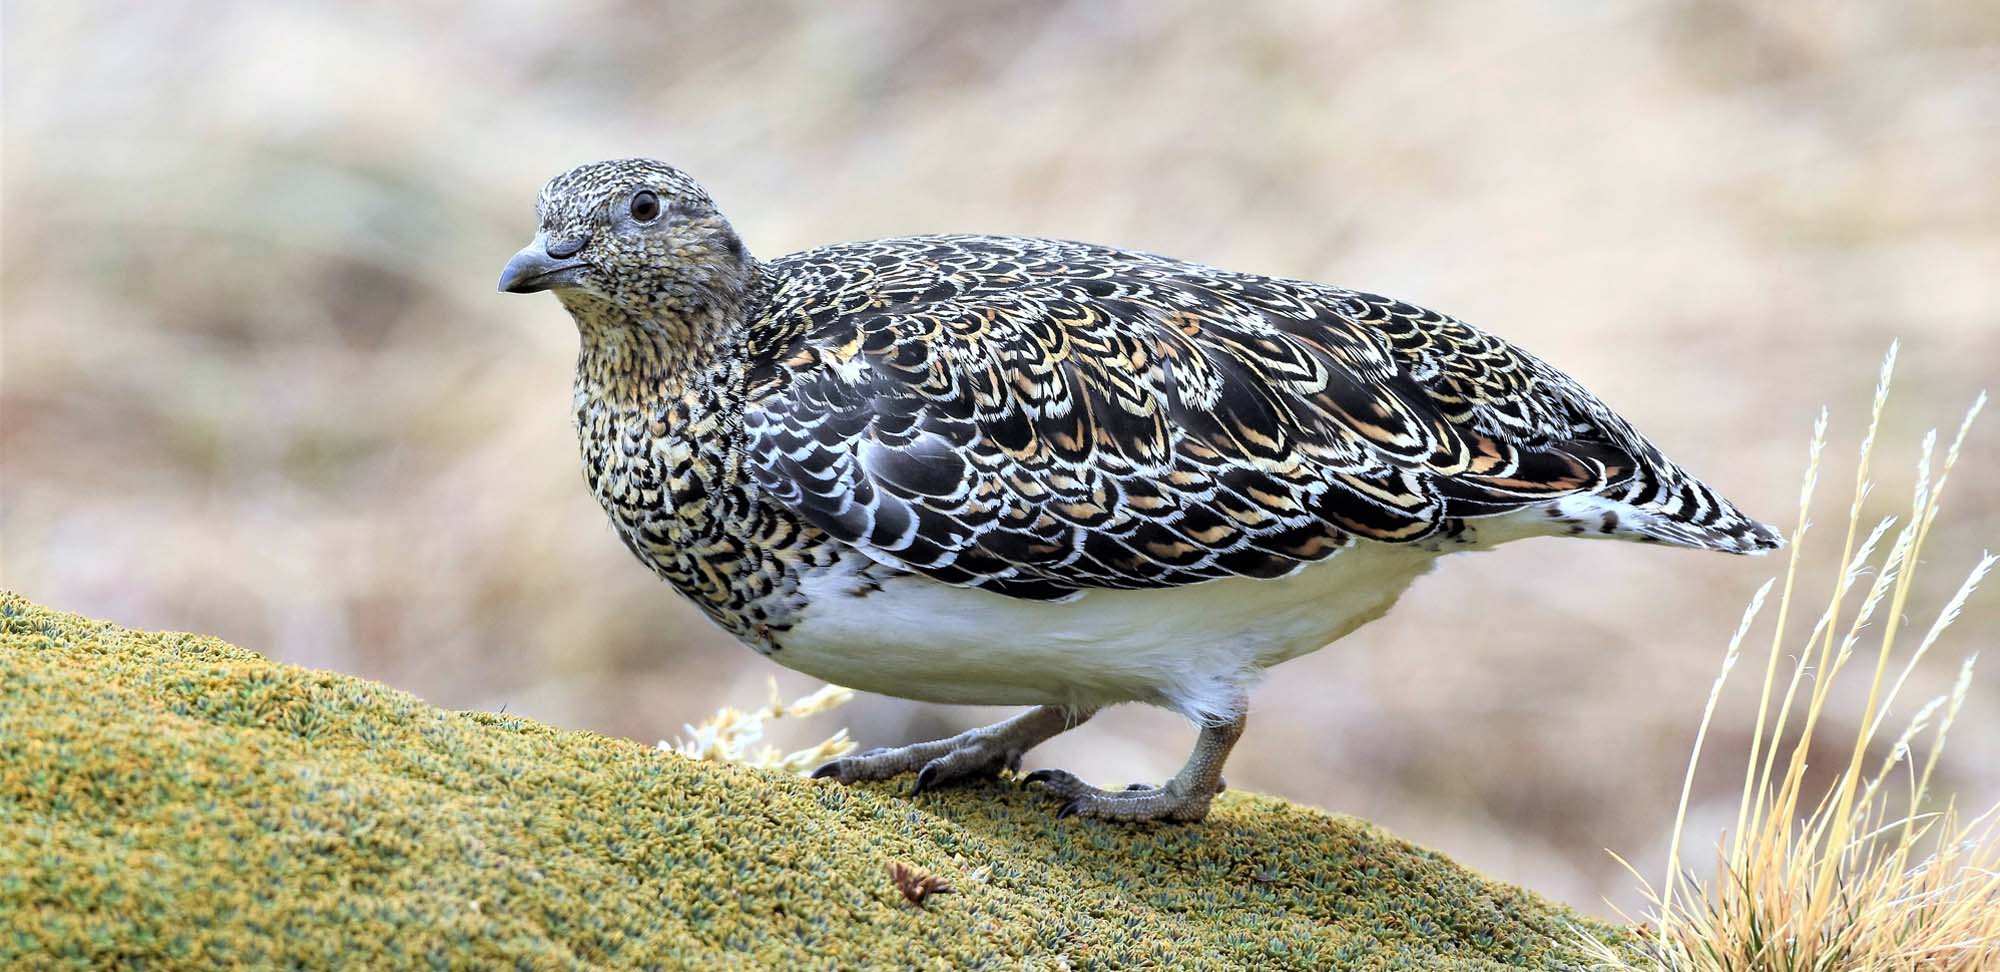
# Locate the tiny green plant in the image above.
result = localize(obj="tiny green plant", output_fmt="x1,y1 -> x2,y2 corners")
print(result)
1587,343 -> 1997,972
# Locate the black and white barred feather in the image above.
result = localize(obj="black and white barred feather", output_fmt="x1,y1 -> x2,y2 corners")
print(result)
741,234 -> 1779,602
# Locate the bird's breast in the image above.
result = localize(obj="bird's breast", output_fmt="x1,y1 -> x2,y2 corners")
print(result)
572,383 -> 842,647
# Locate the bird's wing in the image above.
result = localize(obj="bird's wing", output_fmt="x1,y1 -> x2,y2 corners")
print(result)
742,236 -> 1679,600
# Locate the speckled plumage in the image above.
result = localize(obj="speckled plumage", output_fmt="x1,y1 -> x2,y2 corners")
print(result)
502,158 -> 1779,820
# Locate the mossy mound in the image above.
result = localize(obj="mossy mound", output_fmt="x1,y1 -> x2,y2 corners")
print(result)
0,593 -> 1633,970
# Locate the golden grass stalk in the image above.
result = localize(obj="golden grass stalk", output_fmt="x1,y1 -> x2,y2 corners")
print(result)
1588,346 -> 1998,972
663,677 -> 858,775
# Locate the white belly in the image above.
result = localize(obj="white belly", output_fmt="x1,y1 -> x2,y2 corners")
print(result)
774,542 -> 1446,722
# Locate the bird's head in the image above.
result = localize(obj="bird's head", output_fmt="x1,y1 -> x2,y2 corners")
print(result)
498,159 -> 755,339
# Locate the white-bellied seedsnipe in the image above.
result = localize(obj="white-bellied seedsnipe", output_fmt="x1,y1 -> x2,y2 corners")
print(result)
499,158 -> 1779,823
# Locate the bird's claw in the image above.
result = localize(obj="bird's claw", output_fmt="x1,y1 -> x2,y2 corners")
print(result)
813,735 -> 1022,793
1021,766 -> 1218,822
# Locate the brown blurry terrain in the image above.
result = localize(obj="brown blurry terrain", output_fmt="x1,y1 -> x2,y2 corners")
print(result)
4,0 -> 1995,917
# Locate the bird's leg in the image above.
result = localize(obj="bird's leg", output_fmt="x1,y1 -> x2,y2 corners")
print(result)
811,705 -> 1092,794
1022,703 -> 1246,823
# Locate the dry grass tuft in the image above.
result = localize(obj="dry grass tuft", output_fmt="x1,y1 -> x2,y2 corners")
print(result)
1588,344 -> 1998,971
661,677 -> 857,775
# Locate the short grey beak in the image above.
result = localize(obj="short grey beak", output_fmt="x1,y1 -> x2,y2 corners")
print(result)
497,231 -> 587,294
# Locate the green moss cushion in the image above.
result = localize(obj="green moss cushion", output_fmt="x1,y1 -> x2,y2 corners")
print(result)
0,593 -> 1632,970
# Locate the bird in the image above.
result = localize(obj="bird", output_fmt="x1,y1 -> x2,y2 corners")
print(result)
498,158 -> 1780,823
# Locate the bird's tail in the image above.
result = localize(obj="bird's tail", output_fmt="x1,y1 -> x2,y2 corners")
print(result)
1563,469 -> 1784,555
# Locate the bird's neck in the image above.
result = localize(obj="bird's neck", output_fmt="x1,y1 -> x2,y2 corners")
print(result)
562,281 -> 757,408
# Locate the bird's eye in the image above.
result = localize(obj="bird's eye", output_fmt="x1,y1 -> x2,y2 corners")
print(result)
629,191 -> 661,223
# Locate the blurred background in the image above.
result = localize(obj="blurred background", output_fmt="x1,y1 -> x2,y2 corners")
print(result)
4,0 -> 1995,917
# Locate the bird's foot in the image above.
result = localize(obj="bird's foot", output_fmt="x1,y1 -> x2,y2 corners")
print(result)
810,706 -> 1083,795
810,735 -> 1018,793
1020,768 -> 1226,823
